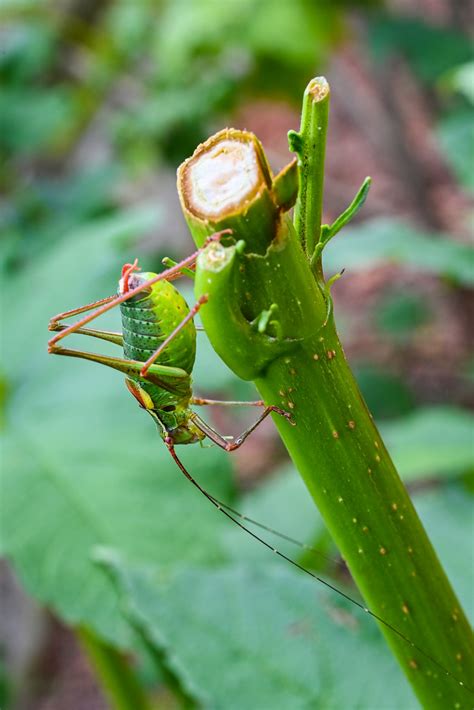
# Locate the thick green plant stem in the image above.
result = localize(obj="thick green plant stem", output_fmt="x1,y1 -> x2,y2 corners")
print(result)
177,78 -> 474,709
78,627 -> 153,710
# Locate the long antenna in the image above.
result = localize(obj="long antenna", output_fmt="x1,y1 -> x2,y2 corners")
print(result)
165,438 -> 472,696
207,493 -> 351,575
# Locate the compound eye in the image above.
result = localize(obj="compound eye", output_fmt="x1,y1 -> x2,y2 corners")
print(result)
162,405 -> 176,412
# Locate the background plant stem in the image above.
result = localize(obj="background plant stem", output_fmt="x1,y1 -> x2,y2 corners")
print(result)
77,627 -> 153,710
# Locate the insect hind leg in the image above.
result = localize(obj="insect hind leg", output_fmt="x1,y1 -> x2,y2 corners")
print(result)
48,346 -> 187,383
49,324 -> 123,347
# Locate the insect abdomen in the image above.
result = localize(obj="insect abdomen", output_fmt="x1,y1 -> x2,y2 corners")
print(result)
120,274 -> 196,375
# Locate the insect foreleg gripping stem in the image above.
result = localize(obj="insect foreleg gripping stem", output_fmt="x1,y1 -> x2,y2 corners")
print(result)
191,397 -> 266,407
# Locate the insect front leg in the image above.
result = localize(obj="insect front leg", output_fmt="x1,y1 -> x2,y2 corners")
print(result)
48,294 -> 125,349
49,295 -> 116,331
191,397 -> 267,407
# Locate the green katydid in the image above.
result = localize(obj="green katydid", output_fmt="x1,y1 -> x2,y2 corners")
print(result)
48,231 -> 292,452
47,232 -> 472,696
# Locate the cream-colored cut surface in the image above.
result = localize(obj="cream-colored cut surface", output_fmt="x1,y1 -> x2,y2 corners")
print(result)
187,140 -> 261,218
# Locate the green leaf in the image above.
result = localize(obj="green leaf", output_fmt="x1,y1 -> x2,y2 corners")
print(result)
369,17 -> 472,83
381,407 -> 474,482
324,218 -> 474,286
0,88 -> 75,155
103,558 -> 416,709
2,390 -> 235,644
1,218 -> 234,646
441,62 -> 474,105
354,365 -> 415,420
318,177 -> 371,249
0,659 -> 10,709
375,291 -> 431,341
1,369 -> 234,646
155,0 -> 339,77
437,109 -> 474,193
414,486 -> 474,620
221,463 -> 328,565
0,20 -> 54,82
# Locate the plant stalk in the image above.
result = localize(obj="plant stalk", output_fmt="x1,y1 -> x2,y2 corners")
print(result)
77,627 -> 153,710
288,75 -> 329,274
177,77 -> 474,709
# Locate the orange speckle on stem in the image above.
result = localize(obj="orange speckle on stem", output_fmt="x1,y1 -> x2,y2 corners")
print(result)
313,353 -> 319,360
332,430 -> 339,439
379,547 -> 387,556
409,659 -> 418,670
391,502 -> 398,511
402,604 -> 410,615
348,420 -> 356,429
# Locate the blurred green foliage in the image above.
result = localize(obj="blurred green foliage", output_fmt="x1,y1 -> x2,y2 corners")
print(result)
325,218 -> 474,285
1,2 -> 473,708
368,16 -> 472,82
354,366 -> 415,419
368,12 -> 474,198
438,108 -> 474,193
375,290 -> 431,341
